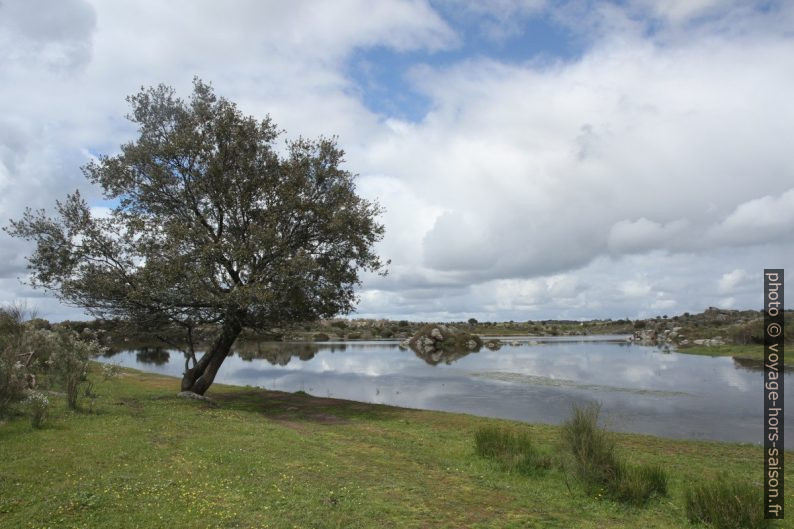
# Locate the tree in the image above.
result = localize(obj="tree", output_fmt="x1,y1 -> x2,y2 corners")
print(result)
6,78 -> 386,395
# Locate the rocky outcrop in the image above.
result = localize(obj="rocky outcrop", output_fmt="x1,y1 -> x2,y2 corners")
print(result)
628,325 -> 726,347
407,324 -> 484,365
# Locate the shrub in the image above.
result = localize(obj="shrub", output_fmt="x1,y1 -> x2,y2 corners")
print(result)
24,390 -> 49,428
685,478 -> 771,529
474,426 -> 551,475
561,403 -> 667,506
561,403 -> 619,487
313,333 -> 330,342
47,332 -> 103,410
101,363 -> 121,380
611,462 -> 668,506
0,351 -> 30,417
0,306 -> 31,416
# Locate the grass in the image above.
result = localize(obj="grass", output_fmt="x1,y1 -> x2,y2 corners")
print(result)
0,364 -> 791,528
474,426 -> 552,475
561,403 -> 668,506
677,344 -> 794,367
685,478 -> 772,529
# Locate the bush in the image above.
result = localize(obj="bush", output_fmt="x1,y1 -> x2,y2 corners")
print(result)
685,478 -> 771,529
474,426 -> 551,475
0,306 -> 32,416
561,403 -> 667,506
611,462 -> 668,506
24,390 -> 49,428
562,403 -> 619,487
313,333 -> 330,342
101,363 -> 121,380
47,332 -> 103,410
0,351 -> 30,417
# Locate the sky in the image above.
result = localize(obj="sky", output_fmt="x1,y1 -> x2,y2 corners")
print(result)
0,0 -> 792,322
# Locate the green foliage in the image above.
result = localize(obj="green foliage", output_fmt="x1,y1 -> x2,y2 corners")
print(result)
24,390 -> 49,428
0,350 -> 29,417
562,403 -> 667,506
313,333 -> 330,342
6,78 -> 387,393
474,426 -> 551,475
610,462 -> 668,506
0,306 -> 32,416
101,362 -> 121,380
684,478 -> 772,529
46,331 -> 104,410
562,403 -> 620,487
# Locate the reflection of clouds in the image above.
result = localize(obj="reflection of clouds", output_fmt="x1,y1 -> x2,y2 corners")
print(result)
622,365 -> 657,385
97,340 -> 792,446
715,364 -> 750,392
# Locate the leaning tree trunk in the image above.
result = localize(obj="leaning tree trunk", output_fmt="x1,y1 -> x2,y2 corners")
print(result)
181,319 -> 242,395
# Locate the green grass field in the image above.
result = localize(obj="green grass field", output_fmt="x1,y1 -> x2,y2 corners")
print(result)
0,365 -> 789,529
677,344 -> 792,367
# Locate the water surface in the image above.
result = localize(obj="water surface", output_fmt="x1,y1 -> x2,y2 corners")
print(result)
100,336 -> 789,447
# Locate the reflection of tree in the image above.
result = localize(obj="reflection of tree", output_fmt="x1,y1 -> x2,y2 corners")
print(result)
234,341 -> 340,366
733,357 -> 793,373
134,347 -> 171,365
102,348 -> 123,358
409,344 -> 476,366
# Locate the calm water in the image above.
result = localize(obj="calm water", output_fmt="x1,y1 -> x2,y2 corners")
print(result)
99,336 -> 791,448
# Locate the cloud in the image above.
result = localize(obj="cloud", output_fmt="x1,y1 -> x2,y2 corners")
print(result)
717,269 -> 745,295
0,1 -> 791,321
608,218 -> 689,255
0,0 -> 97,70
706,188 -> 794,247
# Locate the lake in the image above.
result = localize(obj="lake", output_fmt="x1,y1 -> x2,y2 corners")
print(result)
99,336 -> 790,448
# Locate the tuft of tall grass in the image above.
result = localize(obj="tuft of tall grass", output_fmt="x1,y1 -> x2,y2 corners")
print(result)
561,403 -> 619,486
561,402 -> 667,505
685,478 -> 772,529
611,461 -> 667,506
474,425 -> 551,475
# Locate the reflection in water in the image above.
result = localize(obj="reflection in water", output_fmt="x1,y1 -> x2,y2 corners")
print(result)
733,356 -> 794,373
235,341 -> 324,366
409,344 -> 478,366
135,347 -> 171,366
97,337 -> 794,448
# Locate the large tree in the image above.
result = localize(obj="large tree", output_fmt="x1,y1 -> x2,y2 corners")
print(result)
6,78 -> 386,394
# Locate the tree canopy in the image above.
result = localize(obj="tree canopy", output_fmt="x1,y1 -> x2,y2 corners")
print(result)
6,78 -> 386,394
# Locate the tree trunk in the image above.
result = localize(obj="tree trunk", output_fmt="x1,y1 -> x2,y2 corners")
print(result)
181,319 -> 242,395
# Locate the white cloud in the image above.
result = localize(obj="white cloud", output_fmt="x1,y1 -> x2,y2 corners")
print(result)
0,1 -> 792,321
619,280 -> 652,298
608,218 -> 689,255
717,269 -> 745,295
707,188 -> 794,247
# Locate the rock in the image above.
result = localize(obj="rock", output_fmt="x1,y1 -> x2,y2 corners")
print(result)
430,328 -> 444,341
483,339 -> 502,350
177,391 -> 218,406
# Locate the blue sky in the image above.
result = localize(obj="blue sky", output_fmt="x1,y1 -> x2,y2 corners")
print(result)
0,0 -> 792,322
347,5 -> 583,121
